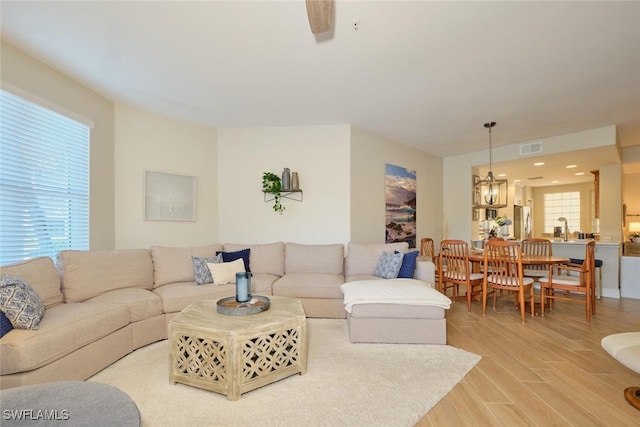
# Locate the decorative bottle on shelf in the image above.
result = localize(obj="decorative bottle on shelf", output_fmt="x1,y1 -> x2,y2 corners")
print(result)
291,172 -> 299,190
282,168 -> 291,191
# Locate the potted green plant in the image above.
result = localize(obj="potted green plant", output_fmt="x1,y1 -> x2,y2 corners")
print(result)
262,172 -> 284,213
494,215 -> 512,239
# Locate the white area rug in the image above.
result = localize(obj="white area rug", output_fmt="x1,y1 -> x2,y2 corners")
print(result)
90,319 -> 480,427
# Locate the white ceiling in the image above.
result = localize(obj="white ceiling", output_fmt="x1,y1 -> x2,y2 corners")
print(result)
2,1 -> 640,180
477,145 -> 622,188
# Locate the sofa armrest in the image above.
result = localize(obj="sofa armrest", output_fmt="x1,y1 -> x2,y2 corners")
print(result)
414,260 -> 435,287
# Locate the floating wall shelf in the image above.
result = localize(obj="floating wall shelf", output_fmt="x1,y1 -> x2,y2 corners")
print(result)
263,190 -> 303,203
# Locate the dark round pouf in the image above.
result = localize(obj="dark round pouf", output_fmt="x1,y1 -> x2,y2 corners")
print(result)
0,381 -> 140,426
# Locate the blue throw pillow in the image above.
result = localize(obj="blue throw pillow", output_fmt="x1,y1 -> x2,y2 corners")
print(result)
374,251 -> 404,279
0,310 -> 13,338
397,250 -> 419,278
0,274 -> 44,330
192,254 -> 222,285
216,248 -> 251,272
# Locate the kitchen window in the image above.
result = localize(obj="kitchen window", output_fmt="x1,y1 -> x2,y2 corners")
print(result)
544,191 -> 580,235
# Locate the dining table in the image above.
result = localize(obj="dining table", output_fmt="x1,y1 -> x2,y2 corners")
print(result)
466,249 -> 571,315
467,250 -> 570,268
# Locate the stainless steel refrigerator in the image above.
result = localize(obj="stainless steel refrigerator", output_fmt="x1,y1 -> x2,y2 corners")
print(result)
513,205 -> 532,240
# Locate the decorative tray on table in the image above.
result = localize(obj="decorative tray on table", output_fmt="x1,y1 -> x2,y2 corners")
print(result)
216,296 -> 270,316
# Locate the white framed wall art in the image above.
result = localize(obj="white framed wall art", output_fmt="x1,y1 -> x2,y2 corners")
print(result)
144,170 -> 196,221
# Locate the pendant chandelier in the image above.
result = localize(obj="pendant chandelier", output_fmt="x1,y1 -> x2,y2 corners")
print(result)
483,121 -> 498,205
473,121 -> 508,209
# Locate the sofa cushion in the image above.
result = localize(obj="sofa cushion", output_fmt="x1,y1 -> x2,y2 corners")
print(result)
284,243 -> 344,275
345,242 -> 409,277
224,242 -> 284,276
153,274 -> 277,314
374,252 -> 404,279
192,255 -> 222,285
345,274 -> 383,283
0,274 -> 45,330
1,257 -> 63,309
150,244 -> 223,288
216,248 -> 251,272
86,288 -> 163,323
208,259 -> 245,285
272,273 -> 345,299
0,302 -> 129,375
58,249 -> 154,303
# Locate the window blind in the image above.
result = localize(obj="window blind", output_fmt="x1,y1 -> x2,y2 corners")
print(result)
0,89 -> 90,265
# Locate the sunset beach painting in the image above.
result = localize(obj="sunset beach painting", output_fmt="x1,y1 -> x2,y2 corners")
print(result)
385,163 -> 416,247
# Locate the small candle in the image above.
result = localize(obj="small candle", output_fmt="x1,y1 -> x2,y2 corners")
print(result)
236,273 -> 250,303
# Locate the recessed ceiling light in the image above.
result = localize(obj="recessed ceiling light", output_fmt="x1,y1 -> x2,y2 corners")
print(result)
566,164 -> 577,169
498,173 -> 507,177
534,162 -> 545,166
513,179 -> 521,183
551,180 -> 559,184
574,172 -> 585,176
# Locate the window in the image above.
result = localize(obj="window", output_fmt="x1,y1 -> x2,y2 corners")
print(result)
0,89 -> 90,265
543,191 -> 580,234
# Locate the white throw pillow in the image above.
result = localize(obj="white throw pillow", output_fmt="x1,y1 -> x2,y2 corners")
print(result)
207,259 -> 245,285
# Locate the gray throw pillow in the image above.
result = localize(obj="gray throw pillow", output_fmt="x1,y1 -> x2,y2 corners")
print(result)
374,251 -> 404,279
0,274 -> 45,330
192,254 -> 222,285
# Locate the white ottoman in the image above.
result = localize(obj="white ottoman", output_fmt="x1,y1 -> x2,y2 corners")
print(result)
601,332 -> 640,374
340,279 -> 452,344
601,332 -> 640,410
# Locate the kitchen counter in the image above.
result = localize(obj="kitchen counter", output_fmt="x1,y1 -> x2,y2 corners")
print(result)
550,240 -> 620,246
550,240 -> 622,298
621,256 -> 640,299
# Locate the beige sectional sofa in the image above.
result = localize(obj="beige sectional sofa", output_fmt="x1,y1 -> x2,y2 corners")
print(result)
0,241 -> 434,389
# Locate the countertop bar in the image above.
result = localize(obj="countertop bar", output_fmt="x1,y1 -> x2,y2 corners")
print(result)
549,240 -> 622,246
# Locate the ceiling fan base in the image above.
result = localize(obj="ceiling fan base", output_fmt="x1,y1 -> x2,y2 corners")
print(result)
306,0 -> 333,34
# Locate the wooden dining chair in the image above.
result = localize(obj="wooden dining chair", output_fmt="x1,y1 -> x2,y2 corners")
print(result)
539,240 -> 596,323
419,237 -> 437,264
439,240 -> 483,312
482,239 -> 535,324
521,238 -> 552,284
420,237 -> 440,284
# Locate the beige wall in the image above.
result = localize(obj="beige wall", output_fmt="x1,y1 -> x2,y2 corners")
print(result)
217,125 -> 351,244
1,40 -> 116,250
599,164 -> 623,242
114,104 -> 219,249
350,126 -> 443,248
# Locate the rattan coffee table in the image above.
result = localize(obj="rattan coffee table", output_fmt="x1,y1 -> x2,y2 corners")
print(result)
169,296 -> 307,400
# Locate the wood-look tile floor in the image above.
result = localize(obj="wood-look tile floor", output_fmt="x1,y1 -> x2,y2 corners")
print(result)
417,294 -> 640,426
